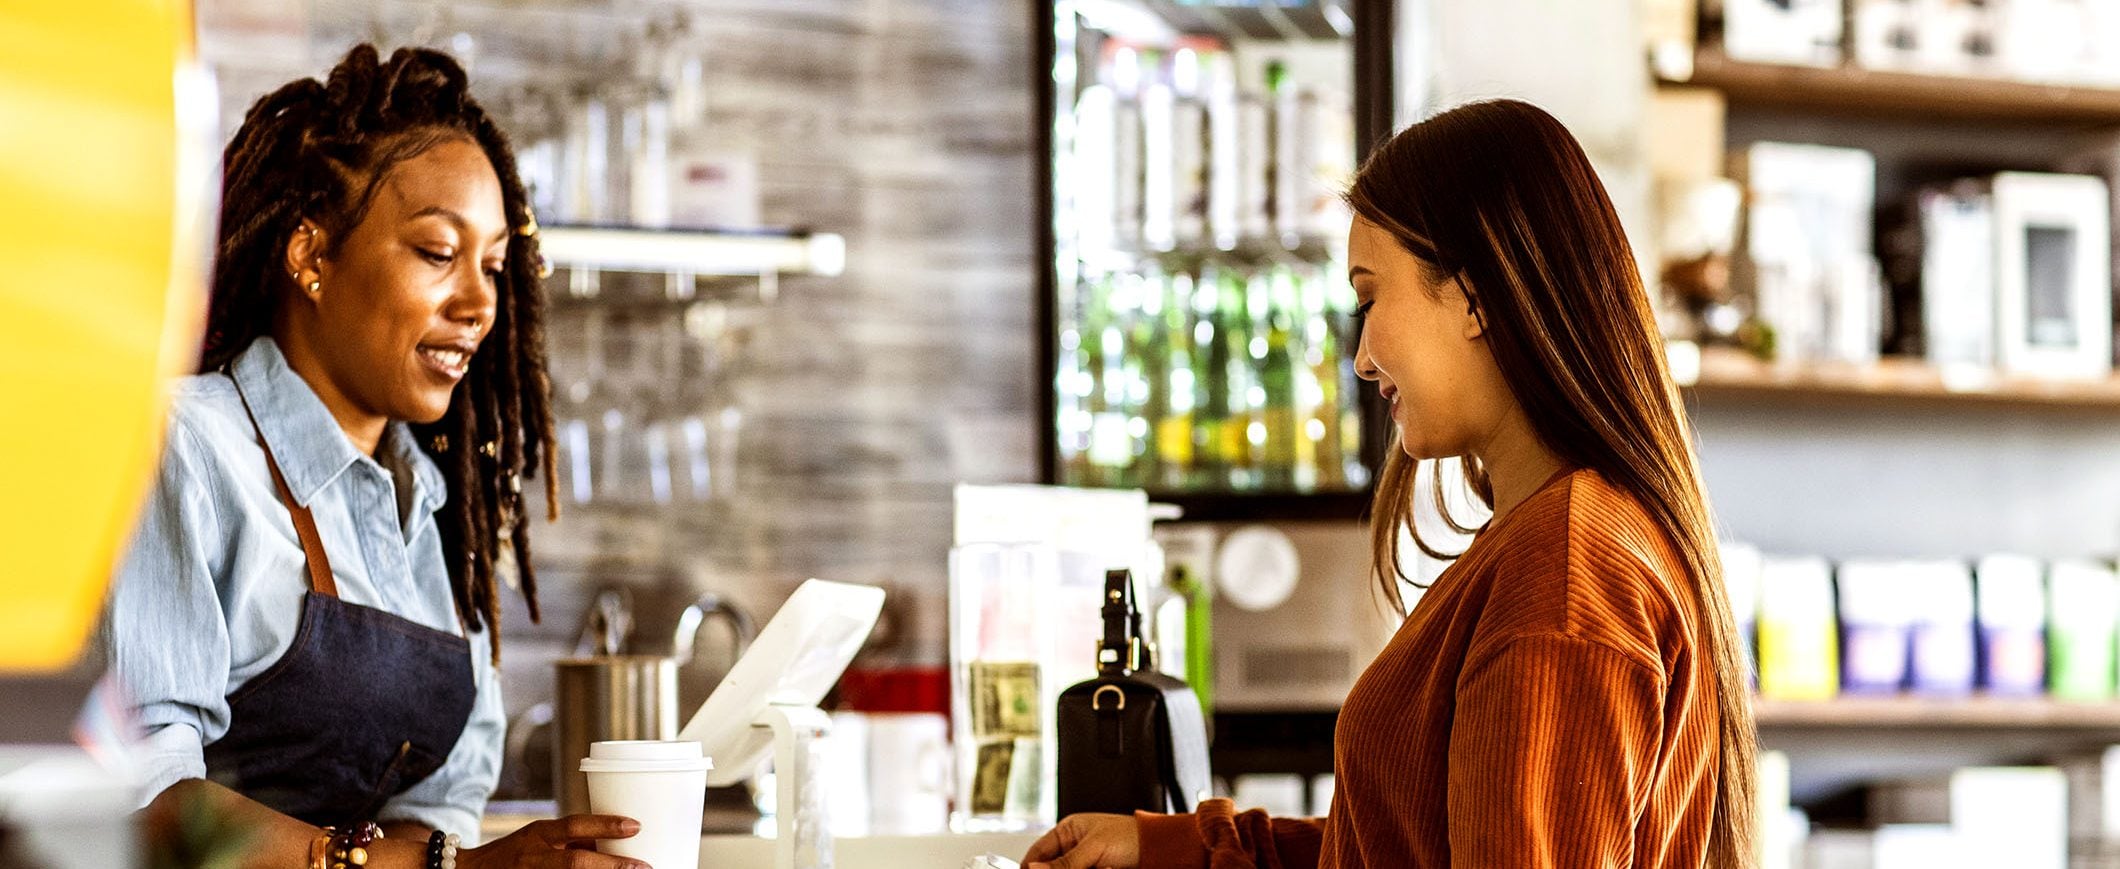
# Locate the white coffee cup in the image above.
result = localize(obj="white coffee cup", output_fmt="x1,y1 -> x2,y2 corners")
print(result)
866,712 -> 951,835
580,740 -> 712,869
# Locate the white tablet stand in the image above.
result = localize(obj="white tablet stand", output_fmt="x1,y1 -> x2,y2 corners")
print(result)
679,579 -> 886,869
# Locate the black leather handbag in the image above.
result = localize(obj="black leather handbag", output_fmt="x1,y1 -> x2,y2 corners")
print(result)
1056,569 -> 1213,817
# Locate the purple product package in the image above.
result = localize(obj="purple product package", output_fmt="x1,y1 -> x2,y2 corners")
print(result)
1975,554 -> 2047,695
1906,561 -> 1976,696
1838,561 -> 1913,694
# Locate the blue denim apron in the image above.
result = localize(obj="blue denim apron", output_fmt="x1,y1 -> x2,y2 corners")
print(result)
201,380 -> 478,827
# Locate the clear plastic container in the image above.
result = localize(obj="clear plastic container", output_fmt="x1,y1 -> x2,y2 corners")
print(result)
948,542 -> 1062,832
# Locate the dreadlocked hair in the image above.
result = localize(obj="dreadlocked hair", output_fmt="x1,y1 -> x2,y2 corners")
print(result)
201,44 -> 557,663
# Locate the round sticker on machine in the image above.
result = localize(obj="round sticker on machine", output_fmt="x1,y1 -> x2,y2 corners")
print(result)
1215,525 -> 1301,612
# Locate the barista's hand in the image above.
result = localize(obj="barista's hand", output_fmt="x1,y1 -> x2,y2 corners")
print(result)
457,815 -> 649,869
1023,812 -> 1139,869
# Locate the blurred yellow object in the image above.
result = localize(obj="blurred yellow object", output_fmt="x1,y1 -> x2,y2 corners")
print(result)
0,0 -> 212,672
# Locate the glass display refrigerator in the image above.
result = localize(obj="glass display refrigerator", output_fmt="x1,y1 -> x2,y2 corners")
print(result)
1036,0 -> 1398,520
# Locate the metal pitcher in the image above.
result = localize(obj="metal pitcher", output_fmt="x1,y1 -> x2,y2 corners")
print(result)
551,588 -> 756,815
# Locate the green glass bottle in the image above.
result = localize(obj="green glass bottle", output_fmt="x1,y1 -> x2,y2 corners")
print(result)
1129,265 -> 1168,487
1218,257 -> 1259,490
1087,271 -> 1134,487
1255,260 -> 1301,490
1191,258 -> 1228,489
1298,261 -> 1343,492
1155,265 -> 1202,490
1056,272 -> 1095,486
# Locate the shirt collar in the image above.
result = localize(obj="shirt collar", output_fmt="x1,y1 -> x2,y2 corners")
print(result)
379,420 -> 451,517
229,337 -> 448,515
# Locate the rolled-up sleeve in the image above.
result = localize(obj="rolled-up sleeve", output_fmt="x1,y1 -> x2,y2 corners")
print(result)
376,624 -> 505,839
101,416 -> 234,808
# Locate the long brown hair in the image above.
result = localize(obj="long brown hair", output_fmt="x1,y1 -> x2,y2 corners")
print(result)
1350,99 -> 1758,866
204,45 -> 556,662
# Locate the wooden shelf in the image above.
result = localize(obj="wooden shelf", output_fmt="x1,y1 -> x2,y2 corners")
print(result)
1682,347 -> 2120,411
1660,48 -> 2120,126
1757,696 -> 2120,730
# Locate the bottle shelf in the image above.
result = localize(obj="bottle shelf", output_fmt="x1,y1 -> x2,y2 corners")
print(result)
1756,696 -> 2120,730
537,226 -> 846,277
1681,346 -> 2120,411
1660,46 -> 2120,126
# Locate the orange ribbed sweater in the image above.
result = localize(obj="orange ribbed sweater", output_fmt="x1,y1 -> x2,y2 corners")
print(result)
1139,469 -> 1721,868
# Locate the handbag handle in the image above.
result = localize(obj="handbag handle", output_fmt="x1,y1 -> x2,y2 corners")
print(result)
1097,569 -> 1147,676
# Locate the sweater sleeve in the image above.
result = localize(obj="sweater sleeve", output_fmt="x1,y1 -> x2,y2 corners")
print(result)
1446,632 -> 1666,868
1136,799 -> 1325,869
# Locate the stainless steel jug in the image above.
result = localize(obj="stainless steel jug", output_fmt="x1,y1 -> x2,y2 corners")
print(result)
550,588 -> 757,815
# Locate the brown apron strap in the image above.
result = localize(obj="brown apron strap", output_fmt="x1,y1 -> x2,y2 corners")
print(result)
233,381 -> 337,598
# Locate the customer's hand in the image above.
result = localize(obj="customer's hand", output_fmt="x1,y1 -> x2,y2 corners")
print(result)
1023,812 -> 1139,869
457,815 -> 647,869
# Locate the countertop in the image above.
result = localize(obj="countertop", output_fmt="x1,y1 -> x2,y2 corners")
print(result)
482,808 -> 1040,868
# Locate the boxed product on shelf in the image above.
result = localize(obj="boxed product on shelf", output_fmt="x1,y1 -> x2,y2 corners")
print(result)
1732,142 -> 1883,366
1997,0 -> 2120,86
1759,749 -> 1799,869
1975,554 -> 2049,695
1915,182 -> 1997,373
1954,767 -> 2069,868
1851,0 -> 2005,77
1905,172 -> 2113,381
1758,555 -> 1840,700
1721,541 -> 1764,689
2046,560 -> 2120,700
1849,0 -> 1917,71
1865,767 -> 2068,869
1989,172 -> 2113,381
1721,0 -> 1844,68
2057,133 -> 2120,369
1837,560 -> 1916,694
1906,561 -> 1976,696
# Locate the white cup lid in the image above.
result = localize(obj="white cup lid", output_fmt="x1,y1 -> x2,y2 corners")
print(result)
579,740 -> 714,773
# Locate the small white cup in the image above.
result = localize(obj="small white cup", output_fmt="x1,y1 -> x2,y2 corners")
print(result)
580,740 -> 712,869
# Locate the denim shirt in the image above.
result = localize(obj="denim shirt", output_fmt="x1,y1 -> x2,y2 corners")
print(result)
102,337 -> 503,838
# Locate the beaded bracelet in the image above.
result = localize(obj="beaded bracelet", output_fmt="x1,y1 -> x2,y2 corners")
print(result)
315,822 -> 381,869
424,829 -> 461,869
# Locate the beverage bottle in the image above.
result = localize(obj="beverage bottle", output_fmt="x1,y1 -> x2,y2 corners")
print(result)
1086,271 -> 1133,486
1140,49 -> 1176,253
1168,42 -> 1215,248
1155,266 -> 1203,490
1110,44 -> 1147,253
1129,265 -> 1170,486
1191,257 -> 1231,487
1226,259 -> 1264,490
1255,260 -> 1302,489
1056,272 -> 1096,484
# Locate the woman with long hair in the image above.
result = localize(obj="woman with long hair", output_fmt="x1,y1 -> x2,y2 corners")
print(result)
102,45 -> 648,867
1027,99 -> 1758,868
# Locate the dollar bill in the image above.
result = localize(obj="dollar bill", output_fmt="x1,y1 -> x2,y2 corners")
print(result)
968,661 -> 1042,739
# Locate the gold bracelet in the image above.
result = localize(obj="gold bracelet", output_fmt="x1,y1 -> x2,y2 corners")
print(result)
308,830 -> 334,869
